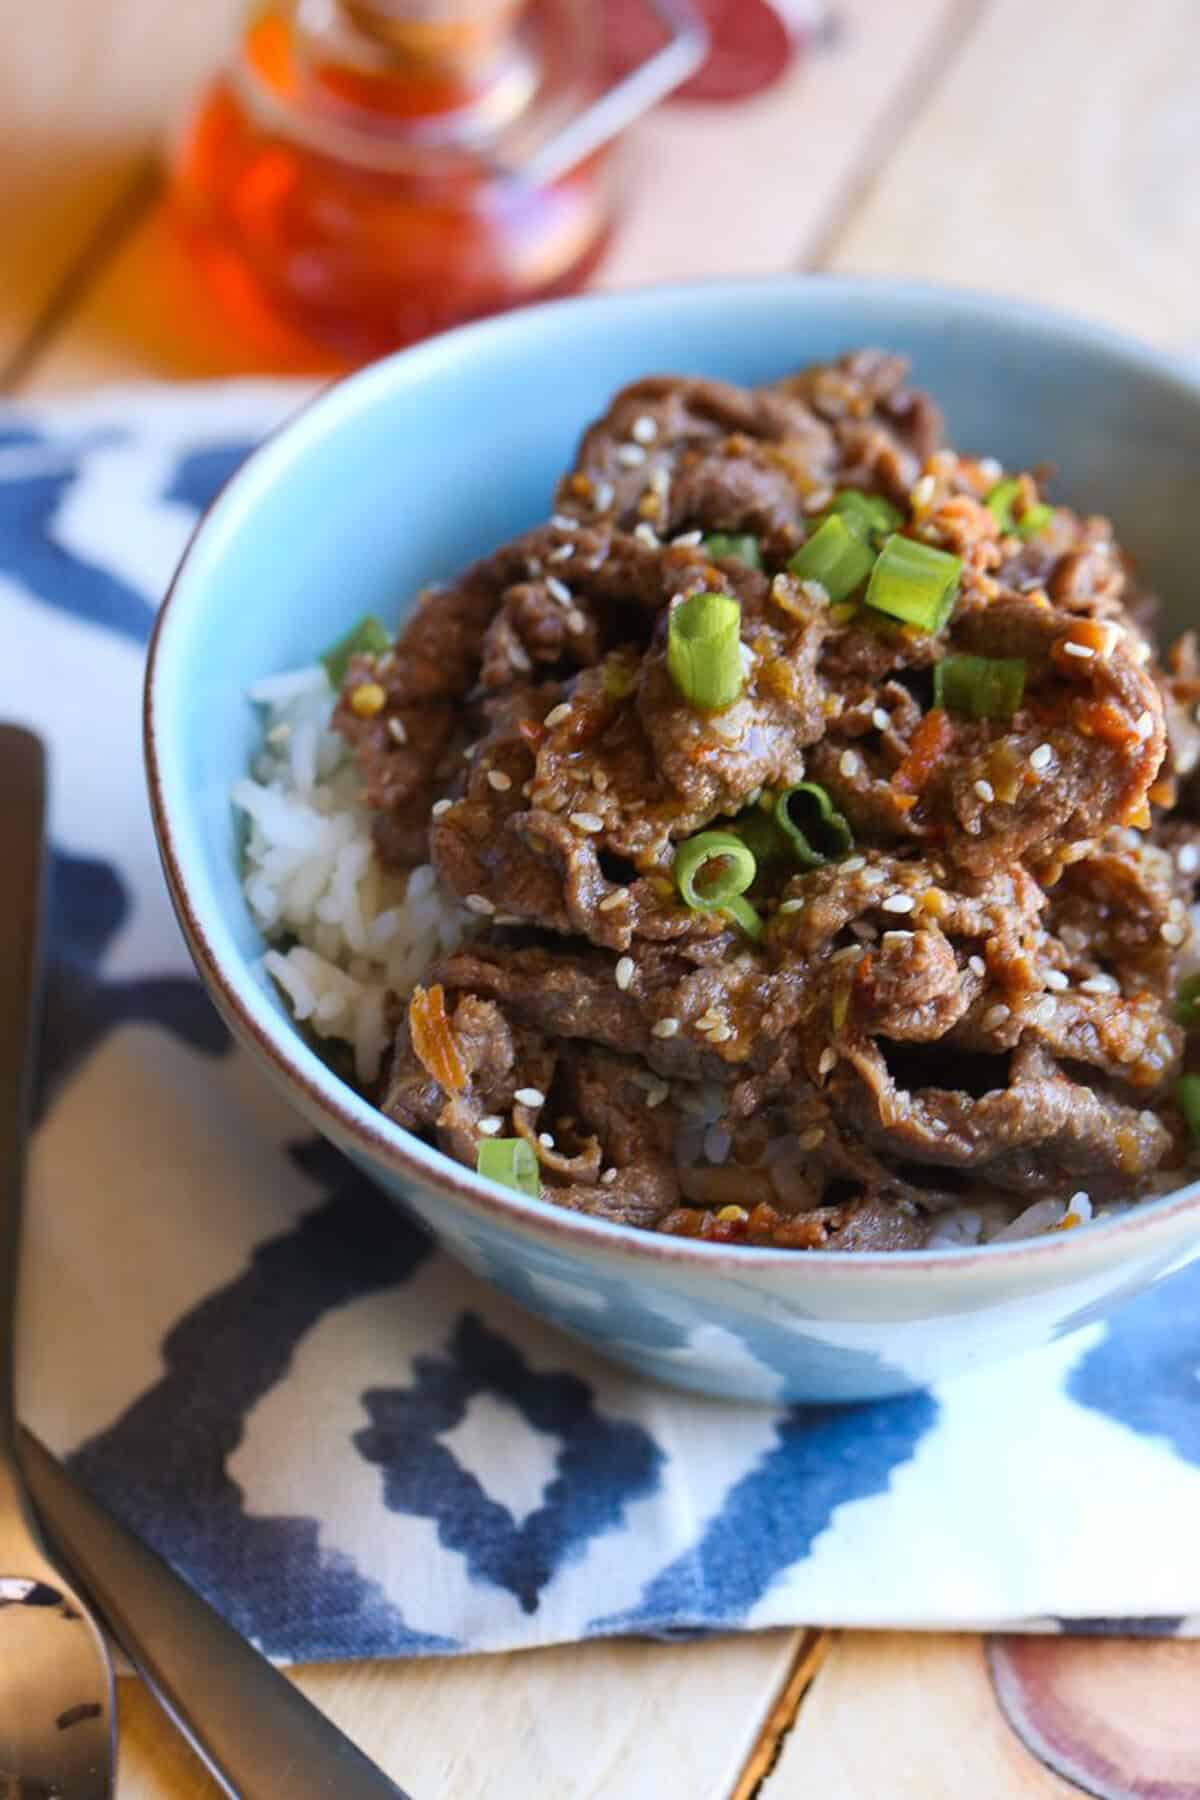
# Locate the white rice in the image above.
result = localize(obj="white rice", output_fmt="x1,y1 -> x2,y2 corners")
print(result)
233,666 -> 470,1086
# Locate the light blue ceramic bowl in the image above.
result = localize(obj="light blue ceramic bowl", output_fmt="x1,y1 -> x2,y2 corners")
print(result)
146,277 -> 1200,1403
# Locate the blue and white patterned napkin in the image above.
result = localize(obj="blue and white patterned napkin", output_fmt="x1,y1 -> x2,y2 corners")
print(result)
7,382 -> 1200,1663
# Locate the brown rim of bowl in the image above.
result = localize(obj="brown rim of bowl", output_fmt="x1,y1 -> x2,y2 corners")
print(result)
143,272 -> 1200,1275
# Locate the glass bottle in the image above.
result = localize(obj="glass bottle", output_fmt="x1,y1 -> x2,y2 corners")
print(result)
169,0 -> 705,368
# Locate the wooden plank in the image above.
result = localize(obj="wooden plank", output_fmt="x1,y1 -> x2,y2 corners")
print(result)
0,0 -> 242,375
22,0 -> 967,389
765,1633 -> 1082,1797
599,0 -> 966,289
824,0 -> 1200,348
113,1631 -> 807,1800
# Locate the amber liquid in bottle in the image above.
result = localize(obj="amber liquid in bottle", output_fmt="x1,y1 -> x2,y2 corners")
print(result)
169,0 -> 613,368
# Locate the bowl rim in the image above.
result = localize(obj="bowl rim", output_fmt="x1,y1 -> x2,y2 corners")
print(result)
145,270 -> 1200,1277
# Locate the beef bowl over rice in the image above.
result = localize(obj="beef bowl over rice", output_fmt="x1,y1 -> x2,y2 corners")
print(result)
233,349 -> 1200,1254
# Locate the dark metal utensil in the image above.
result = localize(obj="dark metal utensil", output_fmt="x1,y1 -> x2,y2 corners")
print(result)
19,1432 -> 413,1800
0,722 -> 116,1797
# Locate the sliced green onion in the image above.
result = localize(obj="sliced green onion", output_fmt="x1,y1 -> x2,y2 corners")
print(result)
1018,503 -> 1053,538
985,479 -> 1053,541
477,1137 -> 540,1197
1172,973 -> 1200,1029
774,783 -> 853,869
788,514 -> 877,603
321,614 -> 391,688
864,534 -> 961,633
703,534 -> 762,570
667,591 -> 743,711
674,830 -> 762,940
933,654 -> 1027,721
734,804 -> 787,869
721,895 -> 765,942
822,489 -> 903,545
1175,1075 -> 1200,1145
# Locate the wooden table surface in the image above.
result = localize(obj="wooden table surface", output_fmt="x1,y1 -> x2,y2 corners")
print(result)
9,2 -> 1200,1794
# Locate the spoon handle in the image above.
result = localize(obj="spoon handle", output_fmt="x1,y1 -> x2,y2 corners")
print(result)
0,725 -> 46,1475
22,1430 -> 414,1800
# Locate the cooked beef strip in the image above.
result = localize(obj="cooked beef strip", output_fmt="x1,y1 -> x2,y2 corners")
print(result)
338,350 -> 1194,1249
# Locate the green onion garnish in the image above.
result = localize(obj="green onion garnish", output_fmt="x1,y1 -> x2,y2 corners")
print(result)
321,614 -> 391,688
933,654 -> 1027,721
1018,503 -> 1053,537
788,515 -> 877,603
734,803 -> 787,870
667,592 -> 744,711
864,534 -> 961,633
674,830 -> 763,940
1175,1075 -> 1200,1146
774,783 -> 853,869
703,534 -> 762,570
985,479 -> 1053,540
476,1137 -> 541,1197
822,489 -> 903,545
1173,974 -> 1200,1029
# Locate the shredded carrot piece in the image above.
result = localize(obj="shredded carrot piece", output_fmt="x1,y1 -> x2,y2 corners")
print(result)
1071,697 -> 1136,747
893,708 -> 955,795
409,984 -> 468,1096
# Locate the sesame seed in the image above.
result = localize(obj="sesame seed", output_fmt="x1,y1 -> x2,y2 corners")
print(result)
832,944 -> 865,965
977,457 -> 1003,482
615,443 -> 647,467
1030,743 -> 1053,771
615,956 -> 634,990
1179,844 -> 1200,874
778,898 -> 805,915
487,769 -> 512,792
911,473 -> 936,509
515,1086 -> 546,1108
651,1017 -> 680,1038
839,749 -> 860,778
818,1048 -> 837,1076
881,893 -> 915,914
983,1003 -> 1011,1029
860,868 -> 886,887
478,1116 -> 502,1136
526,557 -> 543,577
871,708 -> 890,732
850,920 -> 878,941
672,530 -> 703,547
881,930 -> 914,946
969,955 -> 987,977
646,1079 -> 671,1109
386,716 -> 408,745
465,893 -> 495,915
592,769 -> 609,793
569,811 -> 604,833
509,643 -> 532,673
548,542 -> 575,563
1044,969 -> 1069,991
546,575 -> 572,606
1135,711 -> 1154,740
566,610 -> 587,635
842,855 -> 866,873
544,702 -> 572,728
696,1010 -> 721,1029
349,681 -> 386,718
550,513 -> 578,531
494,913 -> 522,926
974,779 -> 996,804
1062,640 -> 1095,659
593,480 -> 615,512
431,798 -> 453,818
1080,974 -> 1120,995
632,414 -> 658,444
1162,920 -> 1187,945
634,522 -> 660,548
797,1126 -> 825,1151
600,1167 -> 618,1185
708,1024 -> 734,1043
598,890 -> 628,912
